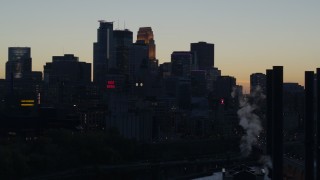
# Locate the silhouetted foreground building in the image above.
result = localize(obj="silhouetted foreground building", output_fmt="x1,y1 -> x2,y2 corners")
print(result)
317,68 -> 320,180
282,83 -> 304,132
266,69 -> 273,157
266,66 -> 283,180
304,71 -> 314,180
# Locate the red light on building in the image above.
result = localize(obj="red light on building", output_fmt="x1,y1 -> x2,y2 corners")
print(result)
106,80 -> 116,89
220,98 -> 225,105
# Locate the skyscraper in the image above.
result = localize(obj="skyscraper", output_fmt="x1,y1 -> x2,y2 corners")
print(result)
42,54 -> 91,105
304,71 -> 315,180
113,29 -> 133,74
137,27 -> 156,60
43,54 -> 91,84
159,62 -> 172,78
5,47 -> 32,80
269,66 -> 283,180
93,21 -> 114,86
190,42 -> 214,70
250,73 -> 266,94
171,51 -> 193,77
176,78 -> 191,110
213,76 -> 236,99
129,42 -> 149,81
190,70 -> 207,97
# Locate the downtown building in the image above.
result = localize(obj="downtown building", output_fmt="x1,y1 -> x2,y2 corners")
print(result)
250,73 -> 266,94
171,51 -> 194,78
1,47 -> 42,135
113,29 -> 133,74
93,21 -> 114,87
92,22 -> 158,140
4,47 -> 42,108
189,42 -> 220,93
190,41 -> 214,70
136,27 -> 158,74
137,27 -> 156,60
43,54 -> 91,84
42,53 -> 91,104
5,47 -> 32,80
42,54 -> 106,130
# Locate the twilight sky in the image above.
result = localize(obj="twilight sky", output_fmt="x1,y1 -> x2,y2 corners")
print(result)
1,0 -> 319,92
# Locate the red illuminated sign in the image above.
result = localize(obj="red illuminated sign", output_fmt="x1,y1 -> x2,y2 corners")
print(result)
107,80 -> 116,89
220,98 -> 225,105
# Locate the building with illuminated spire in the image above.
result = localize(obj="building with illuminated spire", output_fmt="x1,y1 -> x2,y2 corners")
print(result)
136,27 -> 156,60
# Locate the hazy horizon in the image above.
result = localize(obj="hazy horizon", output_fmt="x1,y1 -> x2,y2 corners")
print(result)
1,0 -> 319,92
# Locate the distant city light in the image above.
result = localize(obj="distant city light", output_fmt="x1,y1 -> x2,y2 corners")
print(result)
107,80 -> 116,89
21,100 -> 35,103
20,99 -> 35,107
37,93 -> 41,105
21,104 -> 34,107
220,98 -> 225,105
135,82 -> 143,87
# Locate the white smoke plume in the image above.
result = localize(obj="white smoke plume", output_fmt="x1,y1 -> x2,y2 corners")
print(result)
231,86 -> 237,98
260,155 -> 272,180
233,86 -> 272,179
235,86 -> 265,157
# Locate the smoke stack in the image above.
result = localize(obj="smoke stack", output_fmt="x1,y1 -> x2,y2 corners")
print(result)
266,69 -> 273,157
305,71 -> 315,180
316,68 -> 320,180
271,66 -> 283,180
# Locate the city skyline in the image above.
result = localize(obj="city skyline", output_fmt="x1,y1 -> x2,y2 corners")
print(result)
1,1 -> 320,178
1,0 -> 320,92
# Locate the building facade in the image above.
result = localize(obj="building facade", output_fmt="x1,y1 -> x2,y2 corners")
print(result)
171,51 -> 193,77
6,47 -> 32,80
113,29 -> 133,74
250,73 -> 266,94
43,54 -> 91,84
190,42 -> 214,70
137,27 -> 156,60
93,21 -> 114,86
